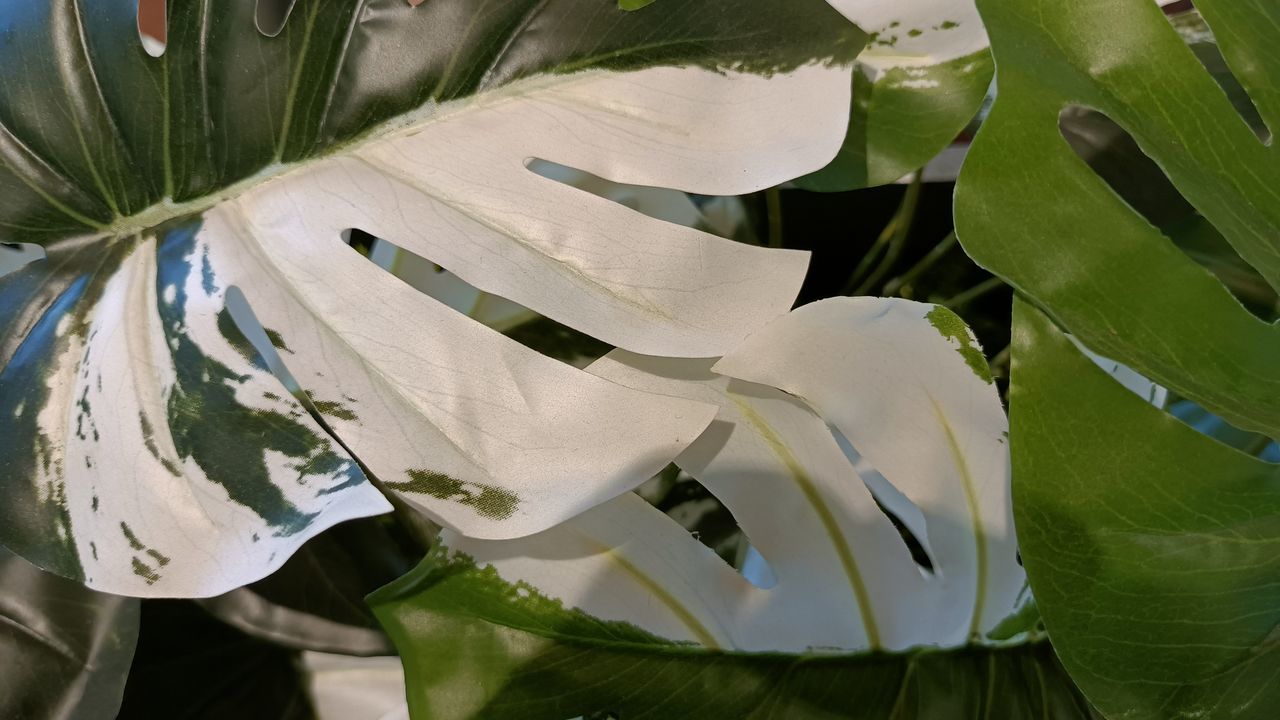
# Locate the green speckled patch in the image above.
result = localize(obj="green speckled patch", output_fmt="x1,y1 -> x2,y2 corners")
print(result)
121,522 -> 168,586
307,393 -> 359,422
925,306 -> 993,384
387,470 -> 518,521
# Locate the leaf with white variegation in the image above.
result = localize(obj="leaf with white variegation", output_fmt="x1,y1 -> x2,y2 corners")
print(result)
369,298 -> 1085,719
0,1 -> 864,596
797,0 -> 993,190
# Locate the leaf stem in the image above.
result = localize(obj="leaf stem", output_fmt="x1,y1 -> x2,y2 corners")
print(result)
884,230 -> 958,298
845,173 -> 922,296
764,187 -> 784,249
942,276 -> 1006,310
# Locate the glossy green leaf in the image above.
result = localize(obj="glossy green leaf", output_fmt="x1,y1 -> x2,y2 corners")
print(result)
954,0 -> 1280,437
797,0 -> 992,190
370,548 -> 1090,720
0,546 -> 138,720
0,0 -> 866,596
1011,300 -> 1280,720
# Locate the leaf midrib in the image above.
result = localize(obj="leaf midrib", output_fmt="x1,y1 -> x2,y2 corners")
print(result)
728,393 -> 883,650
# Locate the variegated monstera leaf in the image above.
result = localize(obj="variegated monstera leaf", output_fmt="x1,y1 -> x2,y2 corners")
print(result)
798,0 -> 994,189
368,298 -> 1095,719
0,0 -> 866,596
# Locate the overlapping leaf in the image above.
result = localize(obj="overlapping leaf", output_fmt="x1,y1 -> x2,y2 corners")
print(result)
955,0 -> 1279,436
369,298 -> 1086,719
1012,302 -> 1280,720
797,0 -> 993,190
0,1 -> 865,595
954,0 -> 1280,716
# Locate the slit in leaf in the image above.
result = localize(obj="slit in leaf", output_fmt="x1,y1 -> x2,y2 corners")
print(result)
342,229 -> 611,366
255,0 -> 297,38
1058,106 -> 1277,321
0,243 -> 46,279
525,158 -> 753,243
637,465 -> 777,589
137,0 -> 166,57
1164,5 -> 1271,143
829,426 -> 937,578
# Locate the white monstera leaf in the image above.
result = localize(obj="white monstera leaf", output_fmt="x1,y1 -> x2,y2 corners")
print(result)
427,297 -> 1023,652
367,297 -> 1056,718
0,1 -> 863,596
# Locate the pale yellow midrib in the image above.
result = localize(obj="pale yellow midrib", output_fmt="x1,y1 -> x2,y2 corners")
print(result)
730,395 -> 883,650
927,393 -> 987,641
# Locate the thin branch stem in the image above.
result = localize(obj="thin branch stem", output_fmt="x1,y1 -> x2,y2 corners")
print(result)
765,187 -> 784,249
942,276 -> 1006,310
845,174 -> 923,296
884,230 -> 959,298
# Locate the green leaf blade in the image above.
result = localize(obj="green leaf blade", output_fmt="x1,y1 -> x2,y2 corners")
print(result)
1012,299 -> 1280,720
956,0 -> 1280,437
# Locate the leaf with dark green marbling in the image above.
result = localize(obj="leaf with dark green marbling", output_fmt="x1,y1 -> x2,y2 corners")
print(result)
0,0 -> 867,596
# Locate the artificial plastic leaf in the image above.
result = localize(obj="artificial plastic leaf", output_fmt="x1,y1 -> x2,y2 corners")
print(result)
0,0 -> 865,596
370,298 -> 1067,719
357,158 -> 755,365
796,0 -> 993,190
954,0 -> 1280,437
1011,300 -> 1280,720
0,546 -> 138,720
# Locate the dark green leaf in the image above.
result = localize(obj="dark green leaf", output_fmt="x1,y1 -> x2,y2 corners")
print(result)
0,546 -> 138,720
198,516 -> 420,657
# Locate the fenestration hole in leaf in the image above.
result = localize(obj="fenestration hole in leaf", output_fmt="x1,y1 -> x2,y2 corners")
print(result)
0,243 -> 45,280
830,428 -> 936,577
136,0 -> 166,57
636,464 -> 778,588
1058,106 -> 1277,322
223,285 -> 382,471
524,158 -> 749,242
342,229 -> 611,366
1162,4 -> 1272,144
255,0 -> 297,38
